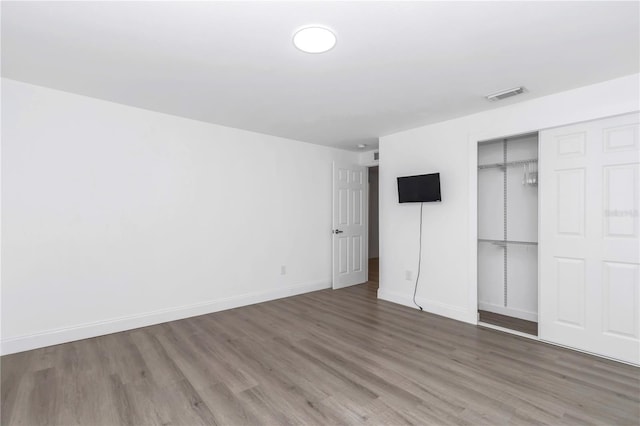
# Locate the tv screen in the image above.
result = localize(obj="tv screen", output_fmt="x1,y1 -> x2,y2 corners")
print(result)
397,173 -> 441,203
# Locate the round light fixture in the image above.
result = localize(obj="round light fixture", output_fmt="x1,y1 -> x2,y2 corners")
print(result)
357,144 -> 368,149
293,26 -> 336,53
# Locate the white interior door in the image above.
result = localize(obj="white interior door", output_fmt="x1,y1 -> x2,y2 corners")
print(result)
332,162 -> 367,289
539,113 -> 639,364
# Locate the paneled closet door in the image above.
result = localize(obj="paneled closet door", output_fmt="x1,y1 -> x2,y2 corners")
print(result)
539,113 -> 640,364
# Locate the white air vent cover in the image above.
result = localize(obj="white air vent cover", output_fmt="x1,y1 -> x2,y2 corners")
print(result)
486,87 -> 526,102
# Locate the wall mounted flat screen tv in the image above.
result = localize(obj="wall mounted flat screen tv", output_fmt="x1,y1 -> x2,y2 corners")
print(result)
397,173 -> 441,203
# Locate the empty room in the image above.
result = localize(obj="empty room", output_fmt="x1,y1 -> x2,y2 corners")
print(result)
1,1 -> 639,425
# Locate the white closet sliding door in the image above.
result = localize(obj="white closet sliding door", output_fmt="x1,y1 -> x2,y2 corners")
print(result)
539,113 -> 640,365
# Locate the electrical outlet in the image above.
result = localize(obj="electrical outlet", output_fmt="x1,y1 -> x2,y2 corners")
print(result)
405,270 -> 413,281
280,265 -> 286,275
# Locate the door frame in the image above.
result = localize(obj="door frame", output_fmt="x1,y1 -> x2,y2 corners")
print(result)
361,155 -> 379,285
330,159 -> 379,289
366,165 -> 380,264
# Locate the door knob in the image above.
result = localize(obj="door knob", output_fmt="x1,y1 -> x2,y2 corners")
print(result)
333,229 -> 344,234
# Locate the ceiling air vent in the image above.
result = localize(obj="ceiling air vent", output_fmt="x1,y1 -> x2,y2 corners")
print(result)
485,86 -> 526,102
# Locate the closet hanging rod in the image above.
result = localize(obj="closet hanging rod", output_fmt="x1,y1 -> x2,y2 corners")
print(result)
478,158 -> 538,169
478,238 -> 538,246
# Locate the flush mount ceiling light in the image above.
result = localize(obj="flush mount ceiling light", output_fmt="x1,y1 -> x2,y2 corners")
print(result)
293,26 -> 336,53
357,144 -> 368,149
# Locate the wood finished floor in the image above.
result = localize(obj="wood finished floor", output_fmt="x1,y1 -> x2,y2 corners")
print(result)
2,265 -> 639,425
478,310 -> 538,336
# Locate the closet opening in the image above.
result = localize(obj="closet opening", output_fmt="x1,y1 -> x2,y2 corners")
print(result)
477,133 -> 539,336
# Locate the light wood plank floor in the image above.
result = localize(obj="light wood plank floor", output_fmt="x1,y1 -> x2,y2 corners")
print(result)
2,276 -> 639,425
478,310 -> 538,336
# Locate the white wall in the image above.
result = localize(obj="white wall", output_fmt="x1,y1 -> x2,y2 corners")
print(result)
1,78 -> 357,354
378,73 -> 640,324
358,150 -> 379,167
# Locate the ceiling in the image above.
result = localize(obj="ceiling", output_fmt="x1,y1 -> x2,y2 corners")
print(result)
2,1 -> 639,151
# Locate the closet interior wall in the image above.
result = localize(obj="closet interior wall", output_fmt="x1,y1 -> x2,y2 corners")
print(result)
478,134 -> 539,323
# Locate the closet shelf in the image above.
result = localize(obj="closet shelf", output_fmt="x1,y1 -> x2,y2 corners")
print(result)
478,159 -> 538,170
478,239 -> 538,246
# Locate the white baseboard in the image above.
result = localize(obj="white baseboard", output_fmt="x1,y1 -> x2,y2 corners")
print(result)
1,280 -> 330,355
478,302 -> 538,322
377,289 -> 477,325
